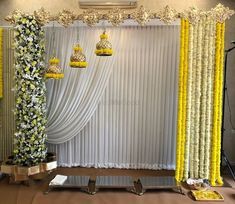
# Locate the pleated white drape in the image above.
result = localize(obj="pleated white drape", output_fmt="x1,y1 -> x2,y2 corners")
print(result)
47,22 -> 180,170
45,26 -> 120,143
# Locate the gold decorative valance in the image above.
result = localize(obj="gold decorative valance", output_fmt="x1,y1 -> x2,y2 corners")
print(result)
180,4 -> 235,24
5,4 -> 234,27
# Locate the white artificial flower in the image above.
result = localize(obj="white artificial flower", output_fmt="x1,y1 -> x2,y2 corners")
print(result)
20,123 -> 27,129
27,37 -> 33,42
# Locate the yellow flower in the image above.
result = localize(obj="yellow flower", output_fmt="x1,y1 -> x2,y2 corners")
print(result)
95,49 -> 113,56
45,73 -> 64,79
210,22 -> 224,186
69,61 -> 88,68
176,19 -> 188,182
49,57 -> 60,64
73,45 -> 83,52
100,33 -> 108,39
215,22 -> 225,186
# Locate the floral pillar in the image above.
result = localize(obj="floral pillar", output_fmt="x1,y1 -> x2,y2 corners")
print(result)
175,4 -> 234,186
13,14 -> 47,166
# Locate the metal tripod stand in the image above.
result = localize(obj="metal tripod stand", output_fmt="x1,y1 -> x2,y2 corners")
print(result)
221,45 -> 235,181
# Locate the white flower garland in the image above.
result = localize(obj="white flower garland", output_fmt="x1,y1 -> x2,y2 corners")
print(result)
185,22 -> 193,180
204,19 -> 216,179
13,14 -> 47,166
187,18 -> 217,180
194,19 -> 203,178
199,17 -> 208,178
189,22 -> 197,178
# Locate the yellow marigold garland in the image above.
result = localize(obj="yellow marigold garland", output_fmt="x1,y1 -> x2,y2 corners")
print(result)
181,19 -> 189,181
0,28 -> 3,99
210,22 -> 224,186
69,61 -> 88,68
175,19 -> 185,182
216,22 -> 225,185
176,19 -> 189,182
45,73 -> 64,79
95,49 -> 113,56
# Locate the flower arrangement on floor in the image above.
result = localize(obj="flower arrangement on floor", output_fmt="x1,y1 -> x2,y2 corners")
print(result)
13,14 -> 47,166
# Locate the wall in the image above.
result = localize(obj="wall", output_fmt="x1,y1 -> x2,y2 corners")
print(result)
0,29 -> 14,161
0,0 -> 235,163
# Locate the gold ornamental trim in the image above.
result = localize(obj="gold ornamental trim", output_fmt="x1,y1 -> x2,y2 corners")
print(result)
180,7 -> 203,24
104,8 -> 128,26
57,9 -> 76,27
5,9 -> 23,24
79,9 -> 102,27
211,3 -> 235,23
5,4 -> 234,27
130,5 -> 154,26
34,8 -> 50,25
180,4 -> 235,24
157,6 -> 178,24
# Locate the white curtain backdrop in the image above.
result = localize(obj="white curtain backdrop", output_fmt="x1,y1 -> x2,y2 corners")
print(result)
45,25 -> 120,143
46,21 -> 180,170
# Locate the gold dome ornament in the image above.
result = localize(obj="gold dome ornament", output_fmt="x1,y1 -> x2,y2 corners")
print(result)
45,57 -> 64,79
95,31 -> 113,56
69,44 -> 88,68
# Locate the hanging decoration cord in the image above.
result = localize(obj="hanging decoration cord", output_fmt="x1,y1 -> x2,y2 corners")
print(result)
52,22 -> 56,57
102,20 -> 106,33
77,21 -> 80,43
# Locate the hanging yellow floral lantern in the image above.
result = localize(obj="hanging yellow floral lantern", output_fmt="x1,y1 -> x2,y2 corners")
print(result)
45,57 -> 64,79
95,31 -> 113,56
69,44 -> 88,68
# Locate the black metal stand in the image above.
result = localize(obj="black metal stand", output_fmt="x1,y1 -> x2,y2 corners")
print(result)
221,46 -> 235,181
